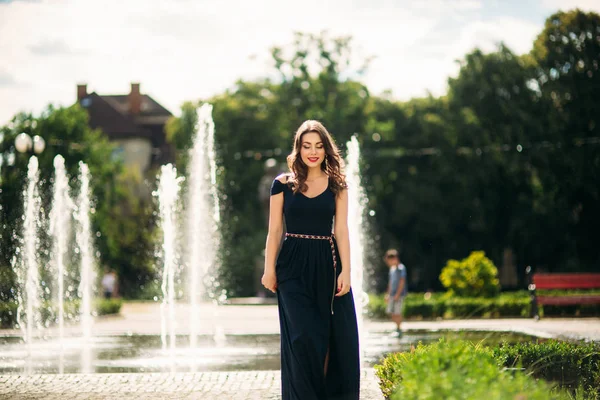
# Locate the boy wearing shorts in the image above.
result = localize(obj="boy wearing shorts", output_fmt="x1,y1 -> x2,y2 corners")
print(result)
384,249 -> 407,337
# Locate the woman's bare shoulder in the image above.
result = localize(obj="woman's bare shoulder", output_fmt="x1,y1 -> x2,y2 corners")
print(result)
275,173 -> 292,183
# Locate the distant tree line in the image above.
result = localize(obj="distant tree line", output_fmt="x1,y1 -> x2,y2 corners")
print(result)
1,9 -> 598,300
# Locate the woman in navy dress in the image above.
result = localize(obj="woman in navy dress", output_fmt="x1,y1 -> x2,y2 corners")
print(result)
262,120 -> 360,400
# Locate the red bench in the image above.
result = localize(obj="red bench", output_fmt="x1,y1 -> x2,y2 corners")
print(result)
525,266 -> 600,319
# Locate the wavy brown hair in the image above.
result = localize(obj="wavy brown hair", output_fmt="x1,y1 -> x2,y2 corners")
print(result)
286,120 -> 347,196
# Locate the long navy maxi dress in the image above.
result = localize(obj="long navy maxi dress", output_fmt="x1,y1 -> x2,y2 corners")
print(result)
270,178 -> 360,400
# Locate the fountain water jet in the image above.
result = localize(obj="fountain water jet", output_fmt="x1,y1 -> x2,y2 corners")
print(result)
75,163 -> 95,338
345,136 -> 368,367
50,155 -> 73,345
187,103 -> 221,349
156,164 -> 183,353
75,162 -> 95,373
18,156 -> 42,354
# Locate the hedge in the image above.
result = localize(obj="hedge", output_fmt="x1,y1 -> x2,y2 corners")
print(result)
375,339 -> 569,400
493,340 -> 600,398
0,298 -> 123,328
368,291 -> 600,320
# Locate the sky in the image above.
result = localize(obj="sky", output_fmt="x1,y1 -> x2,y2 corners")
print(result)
0,0 -> 599,125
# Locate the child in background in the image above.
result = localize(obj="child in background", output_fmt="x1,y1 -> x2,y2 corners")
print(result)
384,249 -> 407,337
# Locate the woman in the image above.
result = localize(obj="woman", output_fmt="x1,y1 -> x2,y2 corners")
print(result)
262,120 -> 360,400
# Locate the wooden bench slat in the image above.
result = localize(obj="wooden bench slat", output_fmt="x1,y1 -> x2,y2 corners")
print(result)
537,295 -> 600,306
527,271 -> 600,318
532,273 -> 600,289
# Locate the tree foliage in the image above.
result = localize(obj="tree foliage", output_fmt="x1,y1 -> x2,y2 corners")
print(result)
4,10 -> 599,299
0,105 -> 156,300
162,13 -> 600,295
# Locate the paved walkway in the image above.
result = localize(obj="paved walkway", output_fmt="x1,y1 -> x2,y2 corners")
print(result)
373,317 -> 600,342
1,301 -> 598,399
0,369 -> 382,400
2,302 -> 599,341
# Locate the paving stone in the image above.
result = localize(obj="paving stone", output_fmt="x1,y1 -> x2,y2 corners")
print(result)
2,303 -> 598,399
0,369 -> 383,399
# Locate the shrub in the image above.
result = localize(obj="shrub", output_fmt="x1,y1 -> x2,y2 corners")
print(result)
367,293 -> 388,319
367,292 -> 530,320
439,251 -> 500,297
443,295 -> 530,318
367,290 -> 599,320
97,298 -> 123,315
375,339 -> 566,400
0,297 -> 123,328
0,301 -> 17,328
493,340 -> 600,398
403,293 -> 446,319
368,292 -> 448,320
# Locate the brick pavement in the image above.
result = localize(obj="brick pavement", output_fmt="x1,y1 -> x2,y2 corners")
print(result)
1,302 -> 598,399
0,369 -> 383,400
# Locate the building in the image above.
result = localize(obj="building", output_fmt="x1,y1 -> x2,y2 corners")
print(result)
76,83 -> 174,179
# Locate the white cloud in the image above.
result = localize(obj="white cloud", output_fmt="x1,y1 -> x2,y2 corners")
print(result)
0,69 -> 17,87
0,0 -> 594,125
362,14 -> 541,99
28,38 -> 83,56
0,0 -> 449,122
541,0 -> 600,13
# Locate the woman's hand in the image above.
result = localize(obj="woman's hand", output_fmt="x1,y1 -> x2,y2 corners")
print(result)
261,270 -> 277,293
335,269 -> 351,297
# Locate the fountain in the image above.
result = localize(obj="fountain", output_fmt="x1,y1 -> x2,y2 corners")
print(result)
49,155 -> 72,344
345,136 -> 369,366
0,118 -> 477,377
18,156 -> 43,353
5,155 -> 101,374
74,162 -> 95,373
186,103 -> 221,349
156,164 -> 183,353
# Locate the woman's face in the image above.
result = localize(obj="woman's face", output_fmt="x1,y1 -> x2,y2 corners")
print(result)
300,131 -> 326,169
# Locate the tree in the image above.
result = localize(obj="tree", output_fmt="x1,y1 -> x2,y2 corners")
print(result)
164,32 -> 373,296
0,105 -> 157,301
531,9 -> 600,271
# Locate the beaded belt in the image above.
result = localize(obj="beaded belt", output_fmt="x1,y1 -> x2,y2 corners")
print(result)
285,232 -> 337,314
285,233 -> 337,270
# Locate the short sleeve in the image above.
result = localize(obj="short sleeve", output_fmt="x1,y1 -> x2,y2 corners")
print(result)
270,178 -> 286,196
399,265 -> 407,279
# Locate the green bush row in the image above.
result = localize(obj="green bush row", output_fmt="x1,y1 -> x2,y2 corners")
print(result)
376,339 -> 600,400
493,340 -> 600,398
0,298 -> 123,328
375,339 -> 571,400
367,291 -> 600,320
367,292 -> 529,319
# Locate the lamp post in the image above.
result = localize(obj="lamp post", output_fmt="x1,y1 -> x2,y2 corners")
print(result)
15,133 -> 45,156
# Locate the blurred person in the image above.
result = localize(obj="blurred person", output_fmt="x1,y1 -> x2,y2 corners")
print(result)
384,249 -> 407,337
101,267 -> 118,299
262,120 -> 359,399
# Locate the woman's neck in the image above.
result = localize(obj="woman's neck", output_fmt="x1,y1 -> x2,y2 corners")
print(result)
306,167 -> 327,181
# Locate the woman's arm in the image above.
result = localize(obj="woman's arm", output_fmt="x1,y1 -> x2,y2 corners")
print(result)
334,188 -> 351,296
261,176 -> 285,292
